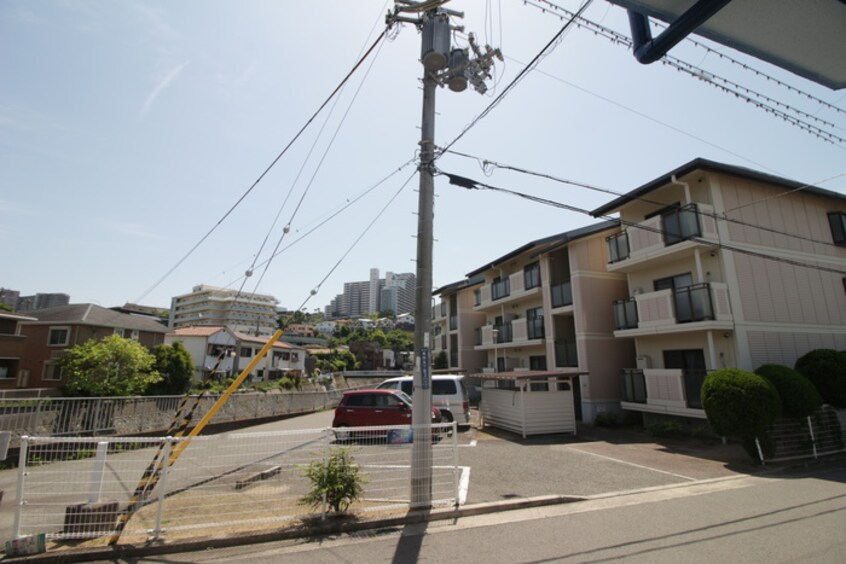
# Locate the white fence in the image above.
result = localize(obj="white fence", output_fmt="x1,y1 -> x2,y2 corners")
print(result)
0,389 -> 367,445
758,407 -> 845,464
13,424 -> 459,545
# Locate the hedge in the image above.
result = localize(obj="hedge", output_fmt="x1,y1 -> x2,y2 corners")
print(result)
794,349 -> 846,408
755,364 -> 822,418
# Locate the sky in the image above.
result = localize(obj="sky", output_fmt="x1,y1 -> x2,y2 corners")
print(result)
2,0 -> 844,313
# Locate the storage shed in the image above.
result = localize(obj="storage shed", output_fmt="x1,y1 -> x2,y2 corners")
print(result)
475,371 -> 581,438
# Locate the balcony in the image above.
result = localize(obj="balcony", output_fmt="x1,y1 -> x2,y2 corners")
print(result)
474,270 -> 542,311
613,282 -> 733,336
612,298 -> 638,330
619,369 -> 708,417
550,281 -> 572,309
527,317 -> 545,340
621,369 -> 647,403
606,203 -> 719,272
494,323 -> 513,343
449,315 -> 457,331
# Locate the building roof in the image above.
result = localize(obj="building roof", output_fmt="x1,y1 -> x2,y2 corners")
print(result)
433,274 -> 485,297
591,158 -> 846,217
464,220 -> 621,278
232,331 -> 300,350
20,303 -> 169,333
168,325 -> 228,337
0,312 -> 37,322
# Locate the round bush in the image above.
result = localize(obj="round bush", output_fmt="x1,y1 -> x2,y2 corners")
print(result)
701,368 -> 781,438
755,364 -> 822,417
794,349 -> 846,408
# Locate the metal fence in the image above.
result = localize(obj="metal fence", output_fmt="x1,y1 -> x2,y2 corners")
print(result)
757,407 -> 845,464
13,423 -> 459,545
0,387 -> 377,445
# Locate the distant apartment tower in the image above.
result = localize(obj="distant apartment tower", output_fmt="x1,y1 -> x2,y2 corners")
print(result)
169,284 -> 278,336
15,293 -> 70,312
328,269 -> 417,318
0,288 -> 20,310
381,272 -> 416,316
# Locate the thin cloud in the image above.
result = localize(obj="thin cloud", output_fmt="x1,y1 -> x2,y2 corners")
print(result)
141,61 -> 189,115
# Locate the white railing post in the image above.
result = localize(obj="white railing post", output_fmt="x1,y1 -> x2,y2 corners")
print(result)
13,436 -> 29,539
755,437 -> 765,465
321,429 -> 330,520
87,441 -> 109,503
452,421 -> 459,507
152,438 -> 173,539
807,416 -> 818,459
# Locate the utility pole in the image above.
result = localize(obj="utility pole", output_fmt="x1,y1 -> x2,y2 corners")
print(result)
388,0 -> 501,508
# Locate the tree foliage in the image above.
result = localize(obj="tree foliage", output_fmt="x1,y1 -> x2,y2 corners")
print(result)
794,349 -> 846,408
148,341 -> 194,396
701,368 -> 781,460
755,363 -> 822,417
61,335 -> 161,396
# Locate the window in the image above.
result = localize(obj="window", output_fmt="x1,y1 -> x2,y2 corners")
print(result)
474,289 -> 481,306
48,327 -> 70,346
606,231 -> 630,263
0,363 -> 11,379
432,380 -> 457,395
829,212 -> 846,245
524,262 -> 541,290
529,355 -> 547,370
43,362 -> 64,381
240,347 -> 253,357
491,277 -> 510,300
654,273 -> 693,292
530,382 -> 549,392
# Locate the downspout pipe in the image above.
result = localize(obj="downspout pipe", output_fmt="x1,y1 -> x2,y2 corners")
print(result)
628,0 -> 733,64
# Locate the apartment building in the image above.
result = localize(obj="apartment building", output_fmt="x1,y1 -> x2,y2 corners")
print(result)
169,285 -> 278,336
592,158 -> 846,423
0,312 -> 36,390
432,275 -> 486,375
325,269 -> 417,318
434,221 -> 635,423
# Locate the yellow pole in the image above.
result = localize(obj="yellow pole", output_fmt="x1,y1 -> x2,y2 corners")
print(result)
168,328 -> 284,462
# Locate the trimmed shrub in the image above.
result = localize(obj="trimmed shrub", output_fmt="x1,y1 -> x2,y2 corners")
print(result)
701,368 -> 781,460
794,349 -> 846,408
755,364 -> 822,417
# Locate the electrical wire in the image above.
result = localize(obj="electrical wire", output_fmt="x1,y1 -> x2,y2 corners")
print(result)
134,27 -> 389,305
437,0 -> 594,158
247,17 -> 390,297
522,0 -> 846,147
438,170 -> 846,276
443,149 -> 846,248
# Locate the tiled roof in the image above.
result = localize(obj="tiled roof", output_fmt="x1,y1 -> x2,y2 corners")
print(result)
22,304 -> 168,333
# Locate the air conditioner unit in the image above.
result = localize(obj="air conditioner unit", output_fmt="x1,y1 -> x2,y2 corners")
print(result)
635,355 -> 650,370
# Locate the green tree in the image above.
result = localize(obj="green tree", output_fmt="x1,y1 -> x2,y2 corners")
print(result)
61,335 -> 162,396
433,350 -> 449,370
299,447 -> 365,513
0,303 -> 12,312
148,341 -> 194,396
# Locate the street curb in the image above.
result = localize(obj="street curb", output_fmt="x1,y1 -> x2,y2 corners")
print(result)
3,495 -> 586,563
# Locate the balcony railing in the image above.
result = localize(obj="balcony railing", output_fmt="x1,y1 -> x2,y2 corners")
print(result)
449,315 -> 457,331
674,284 -> 715,323
612,298 -> 638,330
491,279 -> 511,301
622,369 -> 647,403
475,327 -> 482,346
554,340 -> 578,367
551,281 -> 573,308
683,369 -> 708,409
494,324 -> 513,343
662,203 -> 701,246
606,231 -> 630,263
527,318 -> 545,340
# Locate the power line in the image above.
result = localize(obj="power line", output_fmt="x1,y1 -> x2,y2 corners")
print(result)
438,169 -> 846,277
522,0 -> 846,147
134,27 -> 389,304
436,0 -> 594,157
443,150 -> 846,248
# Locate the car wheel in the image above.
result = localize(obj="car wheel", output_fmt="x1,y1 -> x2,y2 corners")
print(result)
441,411 -> 453,423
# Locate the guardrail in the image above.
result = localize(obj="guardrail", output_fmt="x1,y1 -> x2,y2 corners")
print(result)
12,424 -> 459,546
0,381 -> 399,445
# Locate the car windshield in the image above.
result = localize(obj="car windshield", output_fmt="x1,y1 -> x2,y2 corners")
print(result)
394,390 -> 413,405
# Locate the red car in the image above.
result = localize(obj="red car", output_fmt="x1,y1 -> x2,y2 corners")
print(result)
332,389 -> 442,440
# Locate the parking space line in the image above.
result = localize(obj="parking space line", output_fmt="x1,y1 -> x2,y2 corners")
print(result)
566,446 -> 698,481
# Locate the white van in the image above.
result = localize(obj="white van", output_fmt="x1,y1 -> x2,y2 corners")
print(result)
376,374 -> 470,426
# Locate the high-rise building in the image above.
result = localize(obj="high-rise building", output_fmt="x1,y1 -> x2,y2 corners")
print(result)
169,285 -> 278,336
326,269 -> 416,318
15,293 -> 70,312
0,288 -> 20,310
